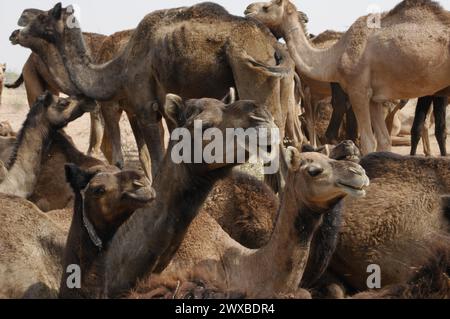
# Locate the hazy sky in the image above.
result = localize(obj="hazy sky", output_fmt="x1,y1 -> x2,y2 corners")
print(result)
1,0 -> 450,72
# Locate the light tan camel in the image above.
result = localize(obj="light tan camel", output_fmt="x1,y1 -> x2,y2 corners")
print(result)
161,150 -> 369,298
246,0 -> 450,154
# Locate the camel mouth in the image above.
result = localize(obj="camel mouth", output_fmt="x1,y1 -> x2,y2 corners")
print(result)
10,30 -> 20,45
336,180 -> 368,198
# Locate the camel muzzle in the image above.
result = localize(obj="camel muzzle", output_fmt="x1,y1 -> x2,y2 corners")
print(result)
9,30 -> 20,45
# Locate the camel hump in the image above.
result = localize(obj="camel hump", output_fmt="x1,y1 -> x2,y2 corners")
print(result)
387,0 -> 446,17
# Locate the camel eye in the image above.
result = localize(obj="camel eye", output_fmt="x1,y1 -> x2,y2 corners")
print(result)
263,6 -> 269,12
307,166 -> 324,177
91,186 -> 106,196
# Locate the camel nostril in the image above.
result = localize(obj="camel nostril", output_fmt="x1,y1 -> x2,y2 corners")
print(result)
349,167 -> 362,176
307,166 -> 323,177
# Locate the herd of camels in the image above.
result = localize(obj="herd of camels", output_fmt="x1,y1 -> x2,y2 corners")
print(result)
0,0 -> 449,299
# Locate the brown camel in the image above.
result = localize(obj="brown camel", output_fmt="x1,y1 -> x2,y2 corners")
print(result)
330,153 -> 450,291
8,28 -> 148,171
60,165 -> 156,298
97,93 -> 277,298
7,36 -> 107,158
0,92 -> 96,198
0,118 -> 105,211
246,0 -> 450,155
14,3 -> 302,184
0,164 -> 151,299
161,150 -> 369,298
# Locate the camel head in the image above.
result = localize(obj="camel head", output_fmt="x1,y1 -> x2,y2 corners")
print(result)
30,91 -> 96,129
10,3 -> 70,49
245,0 -> 304,38
65,164 -> 156,243
285,147 -> 370,210
163,89 -> 277,172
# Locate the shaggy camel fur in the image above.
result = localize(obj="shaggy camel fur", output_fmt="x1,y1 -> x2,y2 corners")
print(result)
15,3 -> 302,183
0,92 -> 96,197
0,194 -> 67,298
0,64 -> 6,105
246,0 -> 450,155
162,150 -> 369,298
329,153 -> 450,291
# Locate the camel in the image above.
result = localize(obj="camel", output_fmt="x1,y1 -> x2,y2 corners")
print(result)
411,96 -> 448,156
0,164 -> 152,299
8,28 -> 148,171
329,153 -> 450,291
159,150 -> 369,298
60,165 -> 156,298
89,93 -> 277,298
14,3 -> 302,185
8,37 -> 107,160
199,148 -> 450,292
246,0 -> 450,155
0,63 -> 5,105
0,116 -> 105,211
0,92 -> 96,198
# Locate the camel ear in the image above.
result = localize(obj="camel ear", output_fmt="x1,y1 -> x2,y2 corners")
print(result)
164,94 -> 185,127
51,3 -> 63,20
298,11 -> 309,24
221,87 -> 236,104
65,163 -> 95,192
285,146 -> 301,171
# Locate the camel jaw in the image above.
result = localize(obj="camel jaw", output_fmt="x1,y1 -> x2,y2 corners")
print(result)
336,177 -> 370,198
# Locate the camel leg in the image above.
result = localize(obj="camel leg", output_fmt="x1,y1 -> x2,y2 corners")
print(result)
422,126 -> 431,157
87,107 -> 104,158
326,83 -> 348,144
370,101 -> 392,152
100,102 -> 124,168
348,91 -> 376,154
411,96 -> 433,156
433,96 -> 448,156
345,106 -> 358,142
135,100 -> 164,180
302,87 -> 317,147
127,112 -> 152,178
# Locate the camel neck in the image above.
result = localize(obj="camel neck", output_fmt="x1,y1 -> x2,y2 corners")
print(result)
281,14 -> 341,83
237,174 -> 327,296
103,151 -> 231,297
29,44 -> 79,95
59,26 -> 124,101
59,192 -> 104,299
0,104 -> 51,197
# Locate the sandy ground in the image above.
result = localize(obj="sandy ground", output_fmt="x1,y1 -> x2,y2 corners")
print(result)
1,87 -> 449,166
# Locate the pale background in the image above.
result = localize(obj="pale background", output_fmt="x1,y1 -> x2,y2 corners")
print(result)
1,0 -> 450,72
